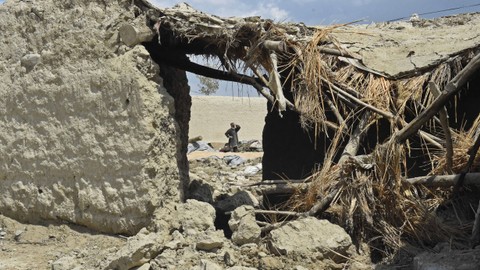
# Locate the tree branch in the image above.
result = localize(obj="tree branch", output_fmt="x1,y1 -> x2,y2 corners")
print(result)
148,47 -> 299,112
429,81 -> 453,174
405,172 -> 480,187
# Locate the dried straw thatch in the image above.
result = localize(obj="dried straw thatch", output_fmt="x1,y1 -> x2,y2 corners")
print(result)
143,1 -> 480,258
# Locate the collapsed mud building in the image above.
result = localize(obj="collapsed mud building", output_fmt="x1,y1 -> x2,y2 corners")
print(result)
1,0 -> 480,267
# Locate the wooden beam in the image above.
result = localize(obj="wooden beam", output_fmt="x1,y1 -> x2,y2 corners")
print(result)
119,24 -> 155,47
405,173 -> 480,187
428,81 -> 453,174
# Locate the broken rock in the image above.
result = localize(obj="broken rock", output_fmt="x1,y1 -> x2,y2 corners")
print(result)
51,255 -> 80,270
103,230 -> 164,270
20,53 -> 41,69
195,230 -> 225,251
268,217 -> 352,262
216,191 -> 259,213
228,206 -> 261,246
193,259 -> 223,270
177,200 -> 216,232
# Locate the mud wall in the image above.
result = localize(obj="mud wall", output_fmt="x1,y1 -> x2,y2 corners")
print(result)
0,0 -> 186,234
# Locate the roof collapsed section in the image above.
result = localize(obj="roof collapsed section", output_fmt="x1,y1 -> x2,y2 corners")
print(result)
334,13 -> 480,78
148,3 -> 480,122
154,3 -> 480,77
137,1 -> 480,255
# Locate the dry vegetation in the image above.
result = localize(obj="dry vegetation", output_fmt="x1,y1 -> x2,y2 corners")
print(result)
153,2 -> 480,259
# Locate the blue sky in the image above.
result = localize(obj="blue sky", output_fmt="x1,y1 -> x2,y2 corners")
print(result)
150,0 -> 480,24
1,0 -> 479,22
2,0 -> 479,96
152,0 -> 480,96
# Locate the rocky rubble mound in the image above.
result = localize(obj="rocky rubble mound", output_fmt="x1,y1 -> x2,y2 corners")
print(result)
96,200 -> 366,270
0,155 -> 368,269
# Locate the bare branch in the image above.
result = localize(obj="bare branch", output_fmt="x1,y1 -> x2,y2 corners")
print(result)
405,172 -> 480,187
429,82 -> 453,173
324,94 -> 345,124
322,78 -> 396,120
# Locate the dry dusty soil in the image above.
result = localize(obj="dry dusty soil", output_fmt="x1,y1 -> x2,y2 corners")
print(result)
0,151 -> 262,270
0,96 -> 267,269
189,96 -> 266,143
0,215 -> 125,270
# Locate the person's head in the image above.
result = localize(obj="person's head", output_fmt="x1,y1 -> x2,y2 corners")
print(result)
230,122 -> 235,128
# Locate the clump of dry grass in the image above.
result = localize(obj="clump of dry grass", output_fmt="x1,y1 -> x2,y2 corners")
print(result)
432,115 -> 480,174
289,139 -> 468,257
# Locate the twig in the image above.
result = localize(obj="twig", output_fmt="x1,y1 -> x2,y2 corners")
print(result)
396,52 -> 480,143
418,130 -> 444,149
428,81 -> 453,173
261,40 -> 360,59
303,187 -> 341,217
254,209 -> 302,216
235,179 -> 310,187
146,44 -> 299,113
250,184 -> 306,195
405,172 -> 480,187
324,93 -> 345,123
260,220 -> 290,233
323,78 -> 396,120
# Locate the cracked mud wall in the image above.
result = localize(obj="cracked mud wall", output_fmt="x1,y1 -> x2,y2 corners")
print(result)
0,0 -> 186,234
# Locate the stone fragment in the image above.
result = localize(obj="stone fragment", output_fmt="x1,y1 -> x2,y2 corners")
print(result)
224,250 -> 237,267
192,259 -> 223,270
165,230 -> 185,250
176,200 -> 216,232
229,206 -> 261,246
268,217 -> 352,263
260,256 -> 284,270
216,191 -> 259,213
133,263 -> 151,270
20,53 -> 41,68
51,256 -> 79,270
195,231 -> 225,251
103,231 -> 163,270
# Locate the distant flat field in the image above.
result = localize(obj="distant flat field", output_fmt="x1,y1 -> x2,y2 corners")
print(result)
189,96 -> 267,143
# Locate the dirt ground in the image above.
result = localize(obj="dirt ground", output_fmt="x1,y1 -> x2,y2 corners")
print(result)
0,215 -> 125,270
1,95 -> 265,269
0,150 -> 261,270
189,96 -> 266,143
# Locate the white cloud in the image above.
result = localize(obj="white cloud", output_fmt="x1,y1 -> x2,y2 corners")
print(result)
291,0 -> 316,4
150,0 -> 181,8
248,3 -> 289,21
150,0 -> 289,21
351,0 -> 373,6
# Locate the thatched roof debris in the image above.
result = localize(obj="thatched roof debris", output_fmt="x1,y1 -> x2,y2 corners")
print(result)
138,1 -> 480,259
